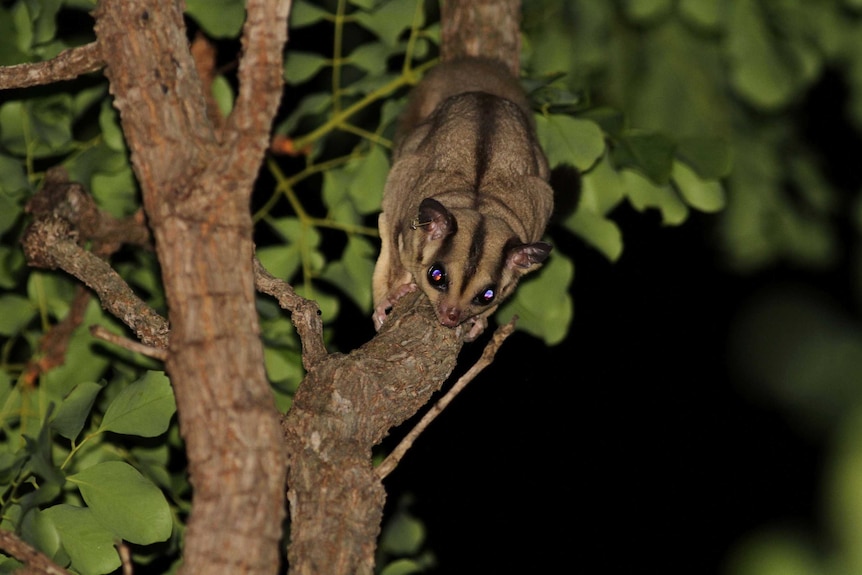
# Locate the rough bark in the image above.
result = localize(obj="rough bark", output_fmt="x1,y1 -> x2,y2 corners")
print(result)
90,1 -> 291,574
441,0 -> 522,74
1,0 -> 524,573
281,2 -> 524,574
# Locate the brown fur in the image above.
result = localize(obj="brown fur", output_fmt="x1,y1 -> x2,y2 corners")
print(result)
373,58 -> 554,340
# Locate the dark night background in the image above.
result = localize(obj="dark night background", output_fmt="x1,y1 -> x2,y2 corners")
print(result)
382,208 -> 825,574
371,69 -> 861,574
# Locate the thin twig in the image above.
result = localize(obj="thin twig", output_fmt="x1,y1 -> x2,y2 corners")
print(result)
91,325 -> 168,361
0,529 -> 73,575
253,255 -> 328,369
117,541 -> 133,575
21,217 -> 170,351
0,42 -> 104,90
375,317 -> 518,480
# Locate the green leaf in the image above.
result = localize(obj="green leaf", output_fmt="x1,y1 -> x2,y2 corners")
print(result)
564,209 -> 623,262
350,145 -> 388,214
0,294 -> 36,336
67,461 -> 172,545
0,6 -> 29,63
0,451 -> 26,485
296,283 -> 340,324
496,252 -> 574,345
0,154 -> 28,234
129,444 -> 173,491
90,165 -> 138,217
98,99 -> 125,153
727,1 -> 796,109
41,303 -> 112,399
0,245 -> 25,289
289,0 -> 330,28
380,558 -> 426,575
256,217 -> 324,281
20,508 -> 61,563
672,160 -> 725,213
676,137 -> 732,180
264,346 -> 304,392
22,412 -> 64,486
347,42 -> 390,76
28,94 -> 75,155
621,0 -> 673,24
212,74 -> 235,117
380,510 -> 425,555
284,51 -> 329,85
578,154 -> 625,215
51,381 -> 103,441
323,149 -> 388,222
185,0 -> 245,38
354,0 -> 421,47
27,271 -> 75,321
275,92 -> 332,135
613,130 -> 676,185
43,505 -> 121,575
535,114 -> 605,171
319,235 -> 376,311
98,371 -> 176,437
71,85 -> 106,121
679,0 -> 722,29
622,168 -> 688,226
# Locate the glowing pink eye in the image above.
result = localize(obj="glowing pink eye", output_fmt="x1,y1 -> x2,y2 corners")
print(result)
427,264 -> 447,289
474,287 -> 495,305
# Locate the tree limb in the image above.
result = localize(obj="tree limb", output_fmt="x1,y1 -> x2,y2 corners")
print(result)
92,2 -> 291,574
253,256 -> 328,370
0,529 -> 72,575
0,43 -> 104,89
375,317 -> 517,480
21,170 -> 169,350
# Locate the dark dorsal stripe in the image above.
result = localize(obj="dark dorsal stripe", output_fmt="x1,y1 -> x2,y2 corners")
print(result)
460,215 -> 486,295
472,93 -> 498,194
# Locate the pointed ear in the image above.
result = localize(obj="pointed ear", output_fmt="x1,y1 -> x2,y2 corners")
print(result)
507,241 -> 552,270
415,198 -> 456,241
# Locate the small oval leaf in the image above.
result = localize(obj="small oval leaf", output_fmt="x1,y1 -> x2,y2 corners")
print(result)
43,505 -> 121,575
98,371 -> 176,437
535,114 -> 605,171
67,461 -> 172,545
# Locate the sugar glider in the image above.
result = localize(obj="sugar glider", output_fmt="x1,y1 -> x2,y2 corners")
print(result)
372,57 -> 554,341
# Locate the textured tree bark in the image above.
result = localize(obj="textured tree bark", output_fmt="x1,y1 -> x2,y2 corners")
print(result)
3,0 -> 523,573
441,0 -> 522,74
92,1 -> 291,574
282,1 -> 524,574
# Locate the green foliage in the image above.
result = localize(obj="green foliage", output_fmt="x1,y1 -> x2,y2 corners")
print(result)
7,0 -> 862,572
0,369 -> 180,574
377,495 -> 436,575
524,0 -> 862,272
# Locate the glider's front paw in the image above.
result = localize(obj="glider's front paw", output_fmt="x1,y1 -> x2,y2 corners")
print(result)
373,283 -> 418,330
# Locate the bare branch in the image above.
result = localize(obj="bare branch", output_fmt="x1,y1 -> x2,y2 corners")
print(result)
0,529 -> 72,575
21,216 -> 169,350
91,325 -> 169,361
375,318 -> 517,480
21,169 -> 168,350
0,42 -> 104,90
222,0 -> 292,182
253,256 -> 328,370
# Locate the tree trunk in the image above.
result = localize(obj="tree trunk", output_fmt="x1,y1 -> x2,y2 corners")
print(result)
282,1 -> 524,573
92,1 -> 291,573
1,0 -> 524,573
441,0 -> 522,74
